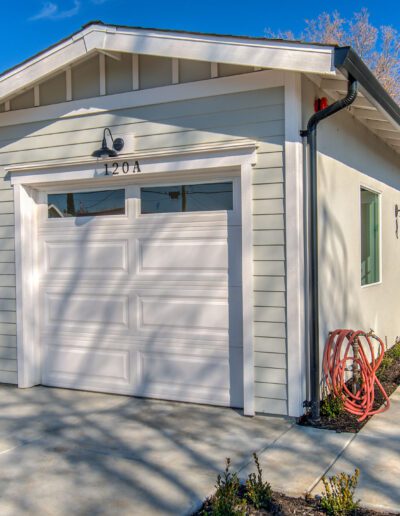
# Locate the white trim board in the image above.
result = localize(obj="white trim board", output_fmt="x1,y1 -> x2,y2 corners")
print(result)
8,141 -> 258,179
14,183 -> 41,387
0,22 -> 335,101
0,69 -> 284,128
11,146 -> 256,416
284,72 -> 306,417
97,29 -> 334,72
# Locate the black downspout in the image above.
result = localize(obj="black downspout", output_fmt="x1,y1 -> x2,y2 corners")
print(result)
301,76 -> 358,423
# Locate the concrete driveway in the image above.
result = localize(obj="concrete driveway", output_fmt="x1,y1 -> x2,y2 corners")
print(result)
0,385 -> 293,515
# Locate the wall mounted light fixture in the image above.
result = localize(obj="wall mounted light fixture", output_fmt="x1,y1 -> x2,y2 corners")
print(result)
92,128 -> 124,158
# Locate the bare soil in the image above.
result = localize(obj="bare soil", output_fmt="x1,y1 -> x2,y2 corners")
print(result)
298,343 -> 400,433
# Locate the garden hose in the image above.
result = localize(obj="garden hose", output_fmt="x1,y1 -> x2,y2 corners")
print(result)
323,329 -> 390,421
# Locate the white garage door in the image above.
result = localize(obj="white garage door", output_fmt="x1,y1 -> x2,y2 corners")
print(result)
39,178 -> 243,407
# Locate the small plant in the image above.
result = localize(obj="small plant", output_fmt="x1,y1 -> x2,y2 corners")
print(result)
245,453 -> 272,510
377,354 -> 394,380
387,341 -> 400,359
321,394 -> 345,420
208,458 -> 246,516
320,468 -> 360,515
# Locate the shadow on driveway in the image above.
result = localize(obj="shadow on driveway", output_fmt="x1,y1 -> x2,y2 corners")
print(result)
0,385 -> 293,516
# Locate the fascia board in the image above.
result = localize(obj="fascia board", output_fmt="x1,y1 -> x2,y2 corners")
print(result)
0,25 -> 103,101
102,25 -> 332,54
0,37 -> 88,100
0,25 -> 335,102
93,28 -> 335,74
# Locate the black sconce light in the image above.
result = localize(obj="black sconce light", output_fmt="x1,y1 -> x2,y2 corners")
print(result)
92,127 -> 124,158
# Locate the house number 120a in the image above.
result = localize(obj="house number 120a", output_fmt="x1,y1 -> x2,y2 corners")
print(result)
105,161 -> 141,176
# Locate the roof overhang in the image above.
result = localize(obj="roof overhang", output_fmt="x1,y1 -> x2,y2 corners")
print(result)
312,47 -> 400,154
0,22 -> 336,101
335,47 -> 400,131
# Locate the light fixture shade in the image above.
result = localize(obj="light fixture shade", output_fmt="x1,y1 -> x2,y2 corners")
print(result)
92,128 -> 124,158
92,145 -> 118,158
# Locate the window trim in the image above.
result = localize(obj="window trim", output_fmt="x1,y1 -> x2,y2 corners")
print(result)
360,184 -> 382,288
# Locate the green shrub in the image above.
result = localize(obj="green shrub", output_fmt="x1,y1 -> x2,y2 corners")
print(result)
377,355 -> 394,379
321,395 -> 344,419
320,469 -> 360,515
208,458 -> 246,516
245,453 -> 272,510
387,341 -> 400,359
375,341 -> 400,381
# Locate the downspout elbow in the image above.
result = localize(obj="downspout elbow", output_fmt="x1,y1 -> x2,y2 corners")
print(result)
304,76 -> 358,138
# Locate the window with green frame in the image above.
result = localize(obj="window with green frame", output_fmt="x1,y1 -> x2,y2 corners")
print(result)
361,188 -> 380,286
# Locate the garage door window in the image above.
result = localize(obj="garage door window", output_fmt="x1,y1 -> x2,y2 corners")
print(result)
140,182 -> 233,214
48,189 -> 125,218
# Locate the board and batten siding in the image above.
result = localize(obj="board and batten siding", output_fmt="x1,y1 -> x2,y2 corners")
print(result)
0,87 -> 287,414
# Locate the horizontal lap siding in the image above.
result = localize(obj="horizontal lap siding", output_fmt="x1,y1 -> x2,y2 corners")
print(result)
253,129 -> 287,415
0,87 -> 287,413
0,183 -> 16,382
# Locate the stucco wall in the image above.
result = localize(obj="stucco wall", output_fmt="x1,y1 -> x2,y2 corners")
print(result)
302,75 -> 400,357
0,85 -> 288,414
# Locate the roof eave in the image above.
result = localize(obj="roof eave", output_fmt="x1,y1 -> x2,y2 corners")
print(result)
334,46 -> 400,129
0,22 -> 336,102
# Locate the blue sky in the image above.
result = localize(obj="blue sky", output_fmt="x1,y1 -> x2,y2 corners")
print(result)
2,0 -> 399,73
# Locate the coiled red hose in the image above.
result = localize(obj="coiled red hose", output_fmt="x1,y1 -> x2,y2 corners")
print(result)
323,329 -> 390,421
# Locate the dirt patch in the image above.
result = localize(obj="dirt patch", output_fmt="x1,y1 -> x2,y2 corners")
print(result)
299,406 -> 363,433
299,343 -> 400,433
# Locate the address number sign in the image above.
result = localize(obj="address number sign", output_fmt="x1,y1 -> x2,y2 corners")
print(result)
104,161 -> 141,176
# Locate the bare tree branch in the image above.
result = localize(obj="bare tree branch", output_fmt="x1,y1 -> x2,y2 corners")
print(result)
349,8 -> 377,60
303,11 -> 346,45
265,9 -> 400,104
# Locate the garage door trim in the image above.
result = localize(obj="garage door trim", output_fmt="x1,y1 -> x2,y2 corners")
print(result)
11,146 -> 256,415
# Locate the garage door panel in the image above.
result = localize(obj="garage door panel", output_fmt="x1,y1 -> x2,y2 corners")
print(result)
138,295 -> 229,334
138,239 -> 228,273
136,227 -> 241,286
42,346 -> 132,388
42,344 -> 239,407
137,351 -> 231,405
44,240 -> 128,274
139,352 -> 229,388
44,293 -> 129,329
42,287 -> 234,339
